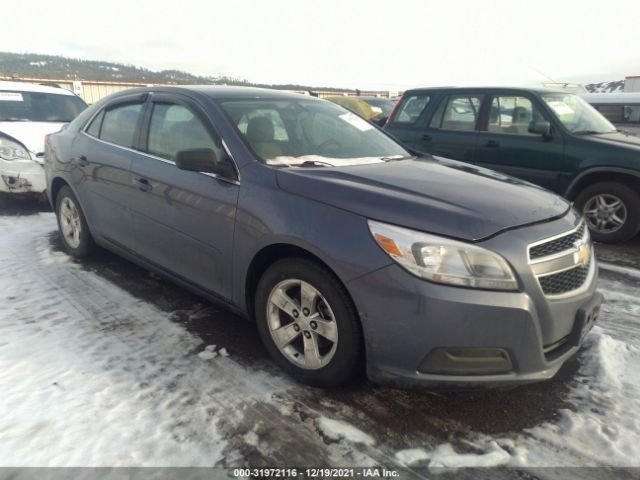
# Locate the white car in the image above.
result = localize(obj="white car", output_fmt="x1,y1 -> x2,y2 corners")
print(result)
0,81 -> 87,196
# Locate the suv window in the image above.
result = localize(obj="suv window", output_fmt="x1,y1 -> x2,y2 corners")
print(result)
99,103 -> 143,148
430,95 -> 483,131
392,95 -> 430,124
147,103 -> 227,166
488,96 -> 544,135
0,91 -> 87,122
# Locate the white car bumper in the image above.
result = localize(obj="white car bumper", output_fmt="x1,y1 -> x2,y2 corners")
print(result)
0,158 -> 46,194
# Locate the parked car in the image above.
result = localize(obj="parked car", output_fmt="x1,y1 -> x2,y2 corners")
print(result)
385,87 -> 640,243
45,86 -> 601,389
580,92 -> 640,136
326,95 -> 396,123
0,81 -> 87,197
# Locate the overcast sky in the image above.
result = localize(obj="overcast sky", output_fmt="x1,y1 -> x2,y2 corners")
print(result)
5,0 -> 640,91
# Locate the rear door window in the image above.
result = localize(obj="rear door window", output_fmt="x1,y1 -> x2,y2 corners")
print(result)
99,103 -> 143,148
392,95 -> 430,124
430,95 -> 483,131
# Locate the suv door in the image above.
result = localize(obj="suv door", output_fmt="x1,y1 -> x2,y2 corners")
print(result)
128,93 -> 239,300
383,93 -> 432,149
474,92 -> 566,192
414,93 -> 484,163
71,94 -> 146,250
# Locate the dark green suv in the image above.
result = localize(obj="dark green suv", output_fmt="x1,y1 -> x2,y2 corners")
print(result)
385,87 -> 640,243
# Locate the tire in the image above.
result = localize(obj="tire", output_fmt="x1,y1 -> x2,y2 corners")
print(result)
255,258 -> 363,387
55,185 -> 95,257
574,181 -> 640,243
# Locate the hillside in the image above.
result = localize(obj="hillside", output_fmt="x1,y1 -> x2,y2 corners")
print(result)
0,52 -> 369,93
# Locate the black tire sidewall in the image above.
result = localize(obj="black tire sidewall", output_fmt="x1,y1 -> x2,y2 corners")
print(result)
55,186 -> 93,257
255,258 -> 363,388
575,182 -> 640,243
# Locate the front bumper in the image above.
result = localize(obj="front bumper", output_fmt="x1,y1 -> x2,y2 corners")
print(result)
347,212 -> 602,388
0,158 -> 46,194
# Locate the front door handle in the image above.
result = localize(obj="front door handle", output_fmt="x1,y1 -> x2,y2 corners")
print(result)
421,134 -> 432,142
73,155 -> 89,167
135,177 -> 152,192
485,140 -> 500,148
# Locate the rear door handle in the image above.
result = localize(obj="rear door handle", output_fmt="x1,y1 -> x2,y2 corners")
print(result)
135,177 -> 152,192
421,134 -> 432,142
485,140 -> 500,148
74,155 -> 89,167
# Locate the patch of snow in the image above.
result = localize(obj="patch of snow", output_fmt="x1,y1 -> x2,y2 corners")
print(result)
219,348 -> 230,357
317,417 -> 375,446
428,441 -> 510,469
243,431 -> 259,447
394,448 -> 429,466
198,350 -> 217,360
204,345 -> 217,352
505,327 -> 640,466
599,262 -> 640,280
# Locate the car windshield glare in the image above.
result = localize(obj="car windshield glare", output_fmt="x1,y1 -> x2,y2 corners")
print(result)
219,98 -> 409,167
541,93 -> 617,134
0,91 -> 87,123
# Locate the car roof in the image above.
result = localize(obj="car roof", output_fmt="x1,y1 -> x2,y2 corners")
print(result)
0,80 -> 77,95
100,85 -> 323,104
402,86 -> 569,95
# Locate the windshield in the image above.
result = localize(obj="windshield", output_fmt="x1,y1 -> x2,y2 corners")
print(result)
541,93 -> 616,134
0,90 -> 88,122
220,98 -> 409,167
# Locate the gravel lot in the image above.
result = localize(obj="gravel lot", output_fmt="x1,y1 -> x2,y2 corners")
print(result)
1,196 -> 639,477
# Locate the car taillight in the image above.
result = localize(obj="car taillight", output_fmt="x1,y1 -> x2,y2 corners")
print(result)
386,94 -> 404,124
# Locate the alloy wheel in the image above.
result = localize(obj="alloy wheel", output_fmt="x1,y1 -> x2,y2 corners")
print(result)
583,193 -> 627,235
59,197 -> 82,249
266,278 -> 338,370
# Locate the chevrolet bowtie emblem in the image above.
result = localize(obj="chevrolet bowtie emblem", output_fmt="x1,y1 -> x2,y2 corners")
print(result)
575,242 -> 591,266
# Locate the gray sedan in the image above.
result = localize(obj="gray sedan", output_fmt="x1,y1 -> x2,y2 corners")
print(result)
45,86 -> 602,388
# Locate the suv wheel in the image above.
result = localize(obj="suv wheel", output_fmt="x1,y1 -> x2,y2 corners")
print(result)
55,185 -> 94,257
575,181 -> 640,243
255,258 -> 363,387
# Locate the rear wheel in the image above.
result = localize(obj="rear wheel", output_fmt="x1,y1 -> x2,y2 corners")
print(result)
55,185 -> 95,257
255,258 -> 363,387
575,182 -> 640,243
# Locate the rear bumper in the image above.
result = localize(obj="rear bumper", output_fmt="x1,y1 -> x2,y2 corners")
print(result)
0,158 -> 46,194
347,262 -> 601,389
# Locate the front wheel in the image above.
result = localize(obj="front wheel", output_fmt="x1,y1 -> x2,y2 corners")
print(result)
575,182 -> 640,243
255,258 -> 363,387
55,185 -> 95,257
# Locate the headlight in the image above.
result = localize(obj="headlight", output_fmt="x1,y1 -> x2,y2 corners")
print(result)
368,220 -> 519,291
0,137 -> 30,161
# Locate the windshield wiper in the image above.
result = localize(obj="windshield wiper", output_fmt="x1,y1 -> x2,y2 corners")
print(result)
298,160 -> 334,167
573,129 -> 613,135
0,117 -> 31,122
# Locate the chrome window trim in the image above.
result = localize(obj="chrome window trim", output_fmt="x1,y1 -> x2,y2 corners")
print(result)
79,131 -> 240,186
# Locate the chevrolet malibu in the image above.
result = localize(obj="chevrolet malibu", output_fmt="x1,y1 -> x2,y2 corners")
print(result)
45,86 -> 602,388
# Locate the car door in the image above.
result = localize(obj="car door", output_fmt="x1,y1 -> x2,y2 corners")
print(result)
474,92 -> 566,192
128,93 -> 240,300
413,93 -> 484,163
383,92 -> 432,150
70,94 -> 146,250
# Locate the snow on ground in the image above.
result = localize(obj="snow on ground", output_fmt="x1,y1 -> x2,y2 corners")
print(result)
1,211 -> 640,472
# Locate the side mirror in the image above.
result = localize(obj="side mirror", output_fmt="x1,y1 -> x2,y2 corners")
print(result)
528,120 -> 551,137
175,148 -> 236,179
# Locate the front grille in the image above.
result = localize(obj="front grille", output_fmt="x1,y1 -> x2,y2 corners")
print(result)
529,223 -> 586,260
538,261 -> 591,295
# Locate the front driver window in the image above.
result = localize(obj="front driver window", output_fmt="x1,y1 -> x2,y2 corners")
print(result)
147,103 -> 226,165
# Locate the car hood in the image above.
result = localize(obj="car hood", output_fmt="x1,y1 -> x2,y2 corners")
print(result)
276,156 -> 571,241
0,121 -> 67,159
583,131 -> 640,149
